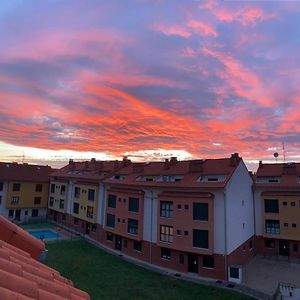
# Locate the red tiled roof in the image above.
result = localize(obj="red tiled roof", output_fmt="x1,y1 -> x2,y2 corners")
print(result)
0,215 -> 45,260
103,154 -> 242,188
255,162 -> 300,188
50,158 -> 130,181
0,216 -> 90,300
0,162 -> 54,182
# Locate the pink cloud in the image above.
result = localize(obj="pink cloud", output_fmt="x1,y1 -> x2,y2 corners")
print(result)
152,23 -> 191,38
187,20 -> 218,37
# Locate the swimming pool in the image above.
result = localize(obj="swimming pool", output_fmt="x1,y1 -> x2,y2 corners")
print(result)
28,229 -> 63,240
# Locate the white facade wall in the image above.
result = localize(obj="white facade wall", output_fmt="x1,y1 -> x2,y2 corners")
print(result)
213,190 -> 226,254
254,189 -> 263,236
225,161 -> 254,254
0,181 -> 8,217
96,183 -> 106,225
66,180 -> 74,215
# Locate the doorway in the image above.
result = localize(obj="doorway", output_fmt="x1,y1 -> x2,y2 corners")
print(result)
188,254 -> 198,273
85,223 -> 90,235
115,235 -> 122,251
15,210 -> 21,221
279,240 -> 289,256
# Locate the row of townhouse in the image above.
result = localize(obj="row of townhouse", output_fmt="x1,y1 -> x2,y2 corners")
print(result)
0,162 -> 53,223
47,154 -> 254,282
1,155 -> 300,282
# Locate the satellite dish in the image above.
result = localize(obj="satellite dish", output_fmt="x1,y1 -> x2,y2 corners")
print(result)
274,152 -> 279,158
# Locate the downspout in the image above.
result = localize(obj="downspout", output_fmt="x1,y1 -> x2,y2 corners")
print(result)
150,190 -> 153,264
223,189 -> 228,281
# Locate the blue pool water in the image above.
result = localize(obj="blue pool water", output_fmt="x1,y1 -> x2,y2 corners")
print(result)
28,229 -> 63,240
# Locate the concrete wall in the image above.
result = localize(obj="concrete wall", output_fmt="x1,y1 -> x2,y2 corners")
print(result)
226,161 -> 254,254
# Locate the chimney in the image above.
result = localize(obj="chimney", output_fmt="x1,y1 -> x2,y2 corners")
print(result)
164,158 -> 170,170
69,159 -> 75,170
170,157 -> 177,166
122,156 -> 131,167
189,160 -> 204,173
91,158 -> 96,163
259,160 -> 263,168
230,153 -> 239,166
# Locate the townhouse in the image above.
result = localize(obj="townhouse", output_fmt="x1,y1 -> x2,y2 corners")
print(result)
101,153 -> 254,281
48,158 -> 131,239
254,161 -> 300,259
0,162 -> 53,223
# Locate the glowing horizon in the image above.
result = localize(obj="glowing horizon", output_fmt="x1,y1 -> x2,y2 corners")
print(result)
0,0 -> 300,171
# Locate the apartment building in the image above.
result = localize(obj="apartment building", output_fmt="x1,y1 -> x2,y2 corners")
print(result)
48,158 -> 130,238
0,162 -> 53,223
102,154 -> 254,281
254,161 -> 300,258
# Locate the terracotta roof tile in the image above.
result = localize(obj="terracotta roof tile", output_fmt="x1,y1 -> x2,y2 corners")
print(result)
0,216 -> 90,300
0,162 -> 54,182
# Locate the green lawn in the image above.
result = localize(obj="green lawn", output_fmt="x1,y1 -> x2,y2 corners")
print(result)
44,240 -> 253,300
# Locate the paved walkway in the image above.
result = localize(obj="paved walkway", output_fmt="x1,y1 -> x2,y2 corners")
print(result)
243,255 -> 300,296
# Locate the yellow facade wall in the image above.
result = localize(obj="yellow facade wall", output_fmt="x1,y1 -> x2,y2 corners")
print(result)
48,181 -> 68,213
263,195 -> 300,241
72,183 -> 98,223
6,181 -> 49,209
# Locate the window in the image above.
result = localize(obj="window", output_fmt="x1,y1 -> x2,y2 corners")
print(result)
265,239 -> 275,248
25,210 -> 28,216
264,199 -> 279,213
50,184 -> 55,193
193,229 -> 209,249
177,230 -> 181,235
107,194 -> 116,208
0,182 -> 3,191
284,223 -> 288,227
293,244 -> 298,252
32,209 -> 39,217
62,214 -> 66,221
91,224 -> 97,232
74,187 -> 80,198
134,241 -> 142,252
229,267 -> 239,279
160,225 -> 173,243
203,256 -> 214,268
177,204 -> 181,209
160,201 -> 173,218
124,239 -> 128,248
74,218 -> 79,225
128,219 -> 138,235
73,202 -> 79,214
184,230 -> 189,236
291,202 -> 296,206
35,184 -> 42,192
161,248 -> 171,260
88,189 -> 95,201
129,197 -> 139,212
106,214 -> 115,228
61,185 -> 66,195
265,220 -> 280,234
179,254 -> 184,264
49,197 -> 54,207
59,199 -> 64,209
11,196 -> 19,205
193,203 -> 208,221
107,232 -> 113,241
0,195 -> 2,204
34,197 -> 41,205
184,204 -> 189,210
87,206 -> 94,219
249,240 -> 253,250
292,223 -> 297,228
283,201 -> 287,206
12,183 -> 20,192
8,210 -> 14,218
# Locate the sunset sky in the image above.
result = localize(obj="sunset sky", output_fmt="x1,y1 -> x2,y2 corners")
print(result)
0,0 -> 300,170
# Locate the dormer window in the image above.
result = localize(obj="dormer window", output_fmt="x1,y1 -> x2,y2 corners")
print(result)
157,175 -> 183,182
110,175 -> 126,180
197,175 -> 227,183
256,177 -> 281,183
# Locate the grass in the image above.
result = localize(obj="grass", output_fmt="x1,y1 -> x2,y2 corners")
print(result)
20,221 -> 54,230
44,240 -> 253,300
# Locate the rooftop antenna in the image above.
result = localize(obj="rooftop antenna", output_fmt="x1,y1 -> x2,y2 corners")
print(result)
282,142 -> 286,162
22,152 -> 25,163
273,152 -> 279,163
